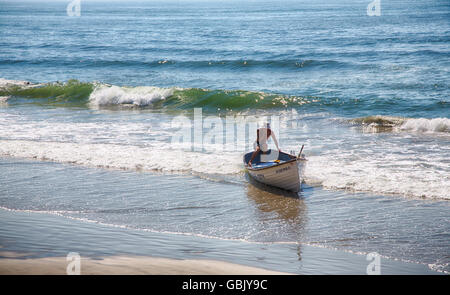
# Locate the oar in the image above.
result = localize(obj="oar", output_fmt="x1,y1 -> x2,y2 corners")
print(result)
297,145 -> 304,158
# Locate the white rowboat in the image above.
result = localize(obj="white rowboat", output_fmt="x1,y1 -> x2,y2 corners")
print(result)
243,149 -> 306,192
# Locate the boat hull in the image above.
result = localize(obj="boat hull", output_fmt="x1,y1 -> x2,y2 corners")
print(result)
243,150 -> 305,192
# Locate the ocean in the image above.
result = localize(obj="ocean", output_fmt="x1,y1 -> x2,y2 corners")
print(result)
0,0 -> 449,274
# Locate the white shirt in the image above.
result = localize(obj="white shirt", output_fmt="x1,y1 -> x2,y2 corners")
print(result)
254,128 -> 279,152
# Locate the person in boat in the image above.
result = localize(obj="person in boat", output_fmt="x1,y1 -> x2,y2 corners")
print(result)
248,123 -> 281,167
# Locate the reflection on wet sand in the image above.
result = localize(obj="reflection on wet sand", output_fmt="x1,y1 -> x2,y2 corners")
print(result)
245,174 -> 308,243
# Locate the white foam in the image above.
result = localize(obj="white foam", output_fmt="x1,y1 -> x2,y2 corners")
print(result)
0,112 -> 243,176
0,96 -> 10,103
89,85 -> 174,107
1,111 -> 448,200
305,149 -> 450,200
428,262 -> 450,274
0,115 -> 159,144
399,118 -> 450,133
348,116 -> 450,135
0,78 -> 34,88
0,140 -> 242,176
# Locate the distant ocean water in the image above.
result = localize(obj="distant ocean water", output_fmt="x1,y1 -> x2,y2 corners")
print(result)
0,0 -> 449,273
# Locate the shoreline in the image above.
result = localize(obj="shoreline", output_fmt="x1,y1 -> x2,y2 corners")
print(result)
0,207 -> 441,275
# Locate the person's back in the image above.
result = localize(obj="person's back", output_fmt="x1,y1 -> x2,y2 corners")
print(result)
248,124 -> 281,167
256,127 -> 276,152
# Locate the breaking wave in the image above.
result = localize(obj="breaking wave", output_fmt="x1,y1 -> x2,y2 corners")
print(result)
0,78 -> 312,110
1,78 -> 448,116
399,118 -> 450,133
349,115 -> 450,134
89,85 -> 174,107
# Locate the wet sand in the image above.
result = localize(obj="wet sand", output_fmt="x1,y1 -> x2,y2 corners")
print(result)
0,208 -> 440,275
0,252 -> 289,275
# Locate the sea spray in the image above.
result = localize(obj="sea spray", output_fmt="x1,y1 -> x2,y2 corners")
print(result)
400,118 -> 450,133
349,115 -> 450,134
88,85 -> 174,107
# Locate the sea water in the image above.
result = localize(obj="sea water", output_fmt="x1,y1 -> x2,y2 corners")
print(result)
0,0 -> 449,273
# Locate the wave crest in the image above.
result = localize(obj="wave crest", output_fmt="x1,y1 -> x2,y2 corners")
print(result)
350,115 -> 450,134
1,78 -> 311,110
88,85 -> 174,107
400,118 -> 450,133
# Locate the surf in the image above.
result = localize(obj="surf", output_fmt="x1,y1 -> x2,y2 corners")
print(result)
0,78 -> 313,110
2,78 -> 448,118
348,115 -> 450,134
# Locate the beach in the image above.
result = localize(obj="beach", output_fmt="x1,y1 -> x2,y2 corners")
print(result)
0,0 -> 449,275
0,205 -> 440,275
0,254 -> 290,275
